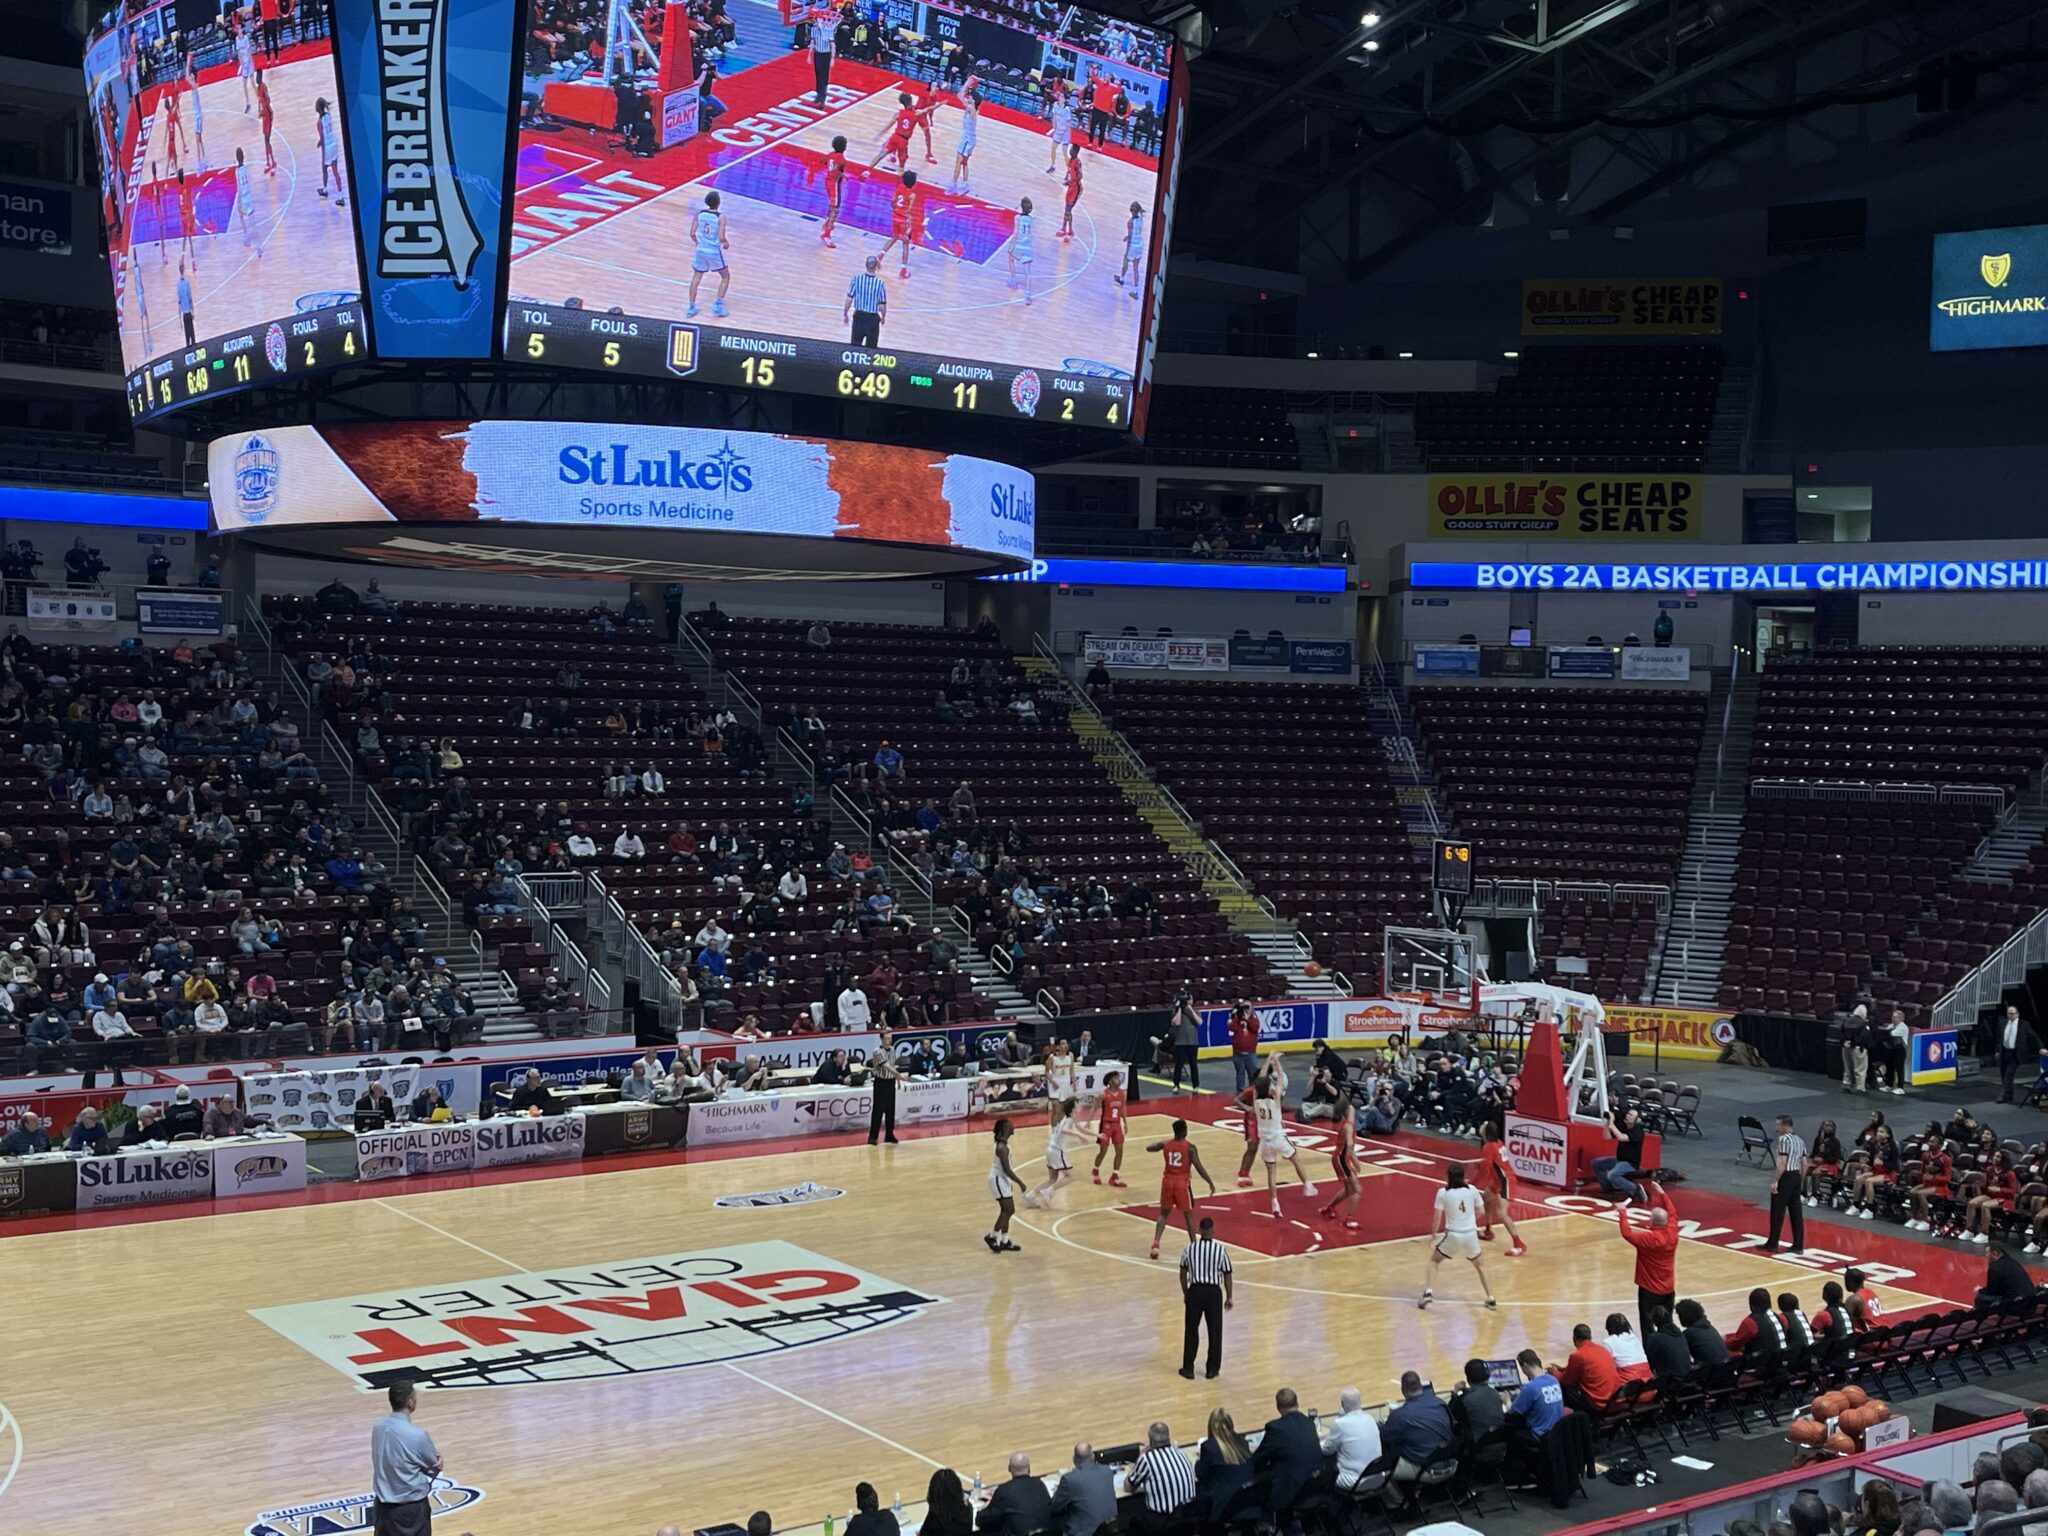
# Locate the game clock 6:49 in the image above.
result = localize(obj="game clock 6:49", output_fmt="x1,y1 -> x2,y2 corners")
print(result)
126,305 -> 368,422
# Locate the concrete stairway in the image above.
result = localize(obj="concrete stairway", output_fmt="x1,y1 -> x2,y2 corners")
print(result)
1362,666 -> 1447,856
1965,788 -> 2048,882
1704,358 -> 1756,473
1647,669 -> 1758,1006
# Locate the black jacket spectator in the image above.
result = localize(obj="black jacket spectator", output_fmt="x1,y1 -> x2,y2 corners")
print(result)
1645,1323 -> 1694,1380
1252,1406 -> 1323,1513
976,1471 -> 1053,1536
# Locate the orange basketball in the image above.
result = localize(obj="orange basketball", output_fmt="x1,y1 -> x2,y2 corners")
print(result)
1304,961 -> 1322,979
1826,1431 -> 1857,1456
1789,1419 -> 1827,1447
1814,1392 -> 1847,1420
1841,1385 -> 1869,1409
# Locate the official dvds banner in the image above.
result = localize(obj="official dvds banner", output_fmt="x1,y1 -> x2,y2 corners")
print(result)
356,1123 -> 477,1181
1521,278 -> 1722,336
1931,225 -> 2048,352
1429,475 -> 1702,538
332,0 -> 522,358
207,422 -> 1035,564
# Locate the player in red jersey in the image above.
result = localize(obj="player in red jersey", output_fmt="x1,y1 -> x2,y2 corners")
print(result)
1234,1079 -> 1261,1187
162,85 -> 185,168
1477,1122 -> 1529,1255
877,170 -> 920,278
1059,143 -> 1082,239
1091,1070 -> 1128,1186
176,168 -> 199,270
915,82 -> 939,163
819,132 -> 850,246
1317,1092 -> 1362,1228
256,72 -> 276,174
868,91 -> 919,173
1146,1118 -> 1217,1259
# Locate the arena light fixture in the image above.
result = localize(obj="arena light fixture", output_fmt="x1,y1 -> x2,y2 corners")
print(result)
1398,350 -> 1414,358
1502,350 -> 1520,359
1363,38 -> 1381,50
1360,9 -> 1381,25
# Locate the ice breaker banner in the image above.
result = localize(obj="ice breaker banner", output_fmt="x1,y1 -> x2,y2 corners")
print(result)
206,421 -> 1034,561
333,0 -> 521,357
1409,559 -> 2048,593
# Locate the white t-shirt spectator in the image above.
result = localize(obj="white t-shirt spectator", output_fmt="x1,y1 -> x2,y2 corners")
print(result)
613,831 -> 646,859
696,921 -> 731,955
567,833 -> 597,858
195,1000 -> 229,1035
778,870 -> 809,902
838,986 -> 872,1029
92,1007 -> 135,1039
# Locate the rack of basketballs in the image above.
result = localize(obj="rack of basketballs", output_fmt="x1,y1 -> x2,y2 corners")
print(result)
1788,1386 -> 1900,1458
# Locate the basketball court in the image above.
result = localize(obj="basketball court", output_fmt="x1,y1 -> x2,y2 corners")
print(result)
509,55 -> 1157,375
0,1096 -> 1969,1535
102,39 -> 360,372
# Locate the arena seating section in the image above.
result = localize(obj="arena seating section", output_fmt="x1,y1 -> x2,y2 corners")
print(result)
274,599 -> 1017,1029
1414,344 -> 1721,471
1141,384 -> 1300,470
0,637 -> 413,1067
1103,678 -> 1427,990
1720,647 -> 2048,1023
1410,686 -> 1705,885
702,618 -> 1284,1011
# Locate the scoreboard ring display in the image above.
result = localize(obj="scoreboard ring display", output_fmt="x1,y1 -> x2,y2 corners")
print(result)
88,0 -> 1187,433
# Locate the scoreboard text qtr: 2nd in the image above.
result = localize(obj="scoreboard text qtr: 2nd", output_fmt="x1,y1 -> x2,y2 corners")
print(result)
507,304 -> 1135,425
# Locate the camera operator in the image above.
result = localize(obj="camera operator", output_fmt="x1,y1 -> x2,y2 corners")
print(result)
64,537 -> 109,589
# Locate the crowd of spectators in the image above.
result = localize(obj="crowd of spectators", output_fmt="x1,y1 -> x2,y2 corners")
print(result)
0,625 -> 489,1071
0,302 -> 116,367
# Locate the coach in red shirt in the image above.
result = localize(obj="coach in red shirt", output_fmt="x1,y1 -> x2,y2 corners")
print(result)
1554,1323 -> 1623,1411
1618,1179 -> 1679,1335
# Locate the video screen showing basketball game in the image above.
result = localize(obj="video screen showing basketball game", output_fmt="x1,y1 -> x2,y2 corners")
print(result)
505,0 -> 1183,428
85,0 -> 368,420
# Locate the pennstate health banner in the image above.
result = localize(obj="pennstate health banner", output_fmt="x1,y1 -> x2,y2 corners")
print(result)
1428,474 -> 1702,539
1521,278 -> 1723,336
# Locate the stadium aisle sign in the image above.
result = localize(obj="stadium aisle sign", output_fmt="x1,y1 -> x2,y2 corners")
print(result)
1410,559 -> 2048,592
1428,475 -> 1702,538
1521,278 -> 1723,336
254,1239 -> 946,1389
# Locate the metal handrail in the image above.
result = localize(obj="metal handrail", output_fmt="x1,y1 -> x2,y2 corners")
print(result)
1030,631 -> 1278,922
990,943 -> 1015,975
1706,647 -> 1745,813
1467,878 -> 1671,915
1367,653 -> 1440,838
413,856 -> 453,927
1037,987 -> 1062,1017
1749,778 -> 2008,811
1931,905 -> 2048,1030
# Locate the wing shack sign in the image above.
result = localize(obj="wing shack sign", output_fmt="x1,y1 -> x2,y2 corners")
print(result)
254,1240 -> 944,1390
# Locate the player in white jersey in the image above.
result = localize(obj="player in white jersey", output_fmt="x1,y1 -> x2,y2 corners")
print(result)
949,80 -> 979,196
184,56 -> 208,169
126,245 -> 151,346
1251,1079 -> 1316,1215
1022,1096 -> 1079,1208
686,189 -> 732,317
1420,1163 -> 1497,1310
315,97 -> 345,205
985,1116 -> 1021,1252
235,22 -> 256,110
1045,85 -> 1075,174
1043,1036 -> 1075,1105
233,147 -> 262,251
1116,201 -> 1144,290
1008,196 -> 1036,304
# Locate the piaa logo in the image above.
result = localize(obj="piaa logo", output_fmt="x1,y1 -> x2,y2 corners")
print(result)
246,1477 -> 484,1536
263,322 -> 287,372
1009,369 -> 1042,415
234,434 -> 281,522
714,1182 -> 846,1209
252,1240 -> 943,1391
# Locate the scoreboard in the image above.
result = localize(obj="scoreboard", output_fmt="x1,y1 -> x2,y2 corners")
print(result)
1431,838 -> 1475,897
125,304 -> 368,421
506,306 -> 1135,428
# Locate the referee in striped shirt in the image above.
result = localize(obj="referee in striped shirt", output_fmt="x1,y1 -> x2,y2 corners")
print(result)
1179,1217 -> 1232,1379
845,256 -> 888,347
1124,1421 -> 1197,1533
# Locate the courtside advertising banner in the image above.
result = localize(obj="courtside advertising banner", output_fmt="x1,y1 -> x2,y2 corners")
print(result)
898,1076 -> 974,1123
75,1145 -> 215,1209
1428,474 -> 1702,538
1620,645 -> 1691,680
1081,634 -> 1228,670
472,1112 -> 587,1168
332,0 -> 522,357
1502,1113 -> 1570,1186
207,421 -> 1034,563
357,1123 -> 477,1181
1520,277 -> 1722,336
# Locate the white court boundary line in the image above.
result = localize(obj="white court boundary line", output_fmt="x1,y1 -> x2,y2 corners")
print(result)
364,1194 -> 944,1465
0,1399 -> 21,1501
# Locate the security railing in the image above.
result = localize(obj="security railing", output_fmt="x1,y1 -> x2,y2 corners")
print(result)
1749,778 -> 2009,812
1931,906 -> 2048,1031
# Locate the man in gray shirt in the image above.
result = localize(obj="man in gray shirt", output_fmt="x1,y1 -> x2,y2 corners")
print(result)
371,1382 -> 444,1536
1049,1441 -> 1118,1536
1763,1114 -> 1808,1256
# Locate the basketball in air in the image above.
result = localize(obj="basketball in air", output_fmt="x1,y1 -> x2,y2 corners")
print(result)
1304,961 -> 1322,978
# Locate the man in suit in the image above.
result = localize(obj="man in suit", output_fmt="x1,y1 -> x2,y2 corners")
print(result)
1978,1243 -> 2039,1308
1318,1386 -> 1383,1490
978,1451 -> 1053,1536
1049,1443 -> 1117,1536
1251,1387 -> 1323,1519
1998,1005 -> 2040,1104
1383,1370 -> 1454,1489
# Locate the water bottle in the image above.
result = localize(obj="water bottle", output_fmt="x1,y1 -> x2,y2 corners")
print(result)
824,1515 -> 834,1536
893,1492 -> 903,1517
973,1471 -> 984,1502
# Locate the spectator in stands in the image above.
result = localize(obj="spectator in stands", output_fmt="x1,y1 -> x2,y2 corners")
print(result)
838,979 -> 873,1031
1676,1298 -> 1729,1366
63,538 -> 108,588
0,1112 -> 51,1155
161,1085 -> 204,1138
613,826 -> 646,860
205,1095 -> 250,1137
20,1002 -> 72,1074
1553,1321 -> 1622,1411
806,619 -> 833,649
1977,1242 -> 2037,1308
1317,1386 -> 1382,1490
66,1106 -> 108,1152
1978,1482 -> 2021,1523
978,1452 -> 1052,1536
620,1058 -> 659,1101
1643,1306 -> 1693,1380
91,997 -> 141,1076
873,739 -> 904,783
1050,1443 -> 1117,1536
1381,1371 -> 1451,1491
1450,1358 -> 1506,1450
509,1069 -> 558,1114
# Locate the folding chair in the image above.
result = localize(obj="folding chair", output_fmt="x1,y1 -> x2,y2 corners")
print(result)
1738,1115 -> 1771,1163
